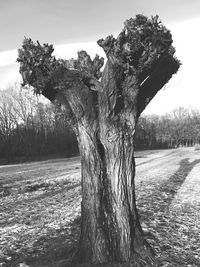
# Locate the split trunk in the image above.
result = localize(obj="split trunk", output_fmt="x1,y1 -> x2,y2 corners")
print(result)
74,121 -> 153,264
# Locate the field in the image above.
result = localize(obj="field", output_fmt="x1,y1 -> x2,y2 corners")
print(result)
0,148 -> 200,267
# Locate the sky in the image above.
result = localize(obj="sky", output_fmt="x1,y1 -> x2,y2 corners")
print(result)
0,0 -> 200,115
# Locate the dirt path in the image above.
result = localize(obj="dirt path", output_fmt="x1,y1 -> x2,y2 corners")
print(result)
0,148 -> 200,266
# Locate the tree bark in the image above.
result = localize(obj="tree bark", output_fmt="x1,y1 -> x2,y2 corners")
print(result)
74,121 -> 154,265
75,123 -> 107,263
17,17 -> 180,266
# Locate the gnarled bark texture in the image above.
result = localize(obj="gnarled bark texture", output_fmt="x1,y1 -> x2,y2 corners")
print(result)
77,124 -> 153,264
17,15 -> 180,265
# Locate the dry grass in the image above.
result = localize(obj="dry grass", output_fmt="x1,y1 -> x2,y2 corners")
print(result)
136,148 -> 200,267
194,144 -> 200,151
0,149 -> 200,266
0,158 -> 81,267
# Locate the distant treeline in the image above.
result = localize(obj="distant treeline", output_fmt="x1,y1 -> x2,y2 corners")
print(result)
135,107 -> 200,150
1,85 -> 200,163
0,85 -> 78,163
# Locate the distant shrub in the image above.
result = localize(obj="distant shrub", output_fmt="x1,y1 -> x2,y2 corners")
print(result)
194,144 -> 200,151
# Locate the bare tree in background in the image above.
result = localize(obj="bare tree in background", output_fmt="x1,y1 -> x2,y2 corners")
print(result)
0,90 -> 17,160
17,15 -> 180,265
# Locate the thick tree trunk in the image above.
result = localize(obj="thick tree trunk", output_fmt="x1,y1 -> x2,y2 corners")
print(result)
18,16 -> 180,267
75,123 -> 107,262
74,124 -> 154,265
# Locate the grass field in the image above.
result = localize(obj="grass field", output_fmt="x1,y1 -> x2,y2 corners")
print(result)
0,148 -> 200,267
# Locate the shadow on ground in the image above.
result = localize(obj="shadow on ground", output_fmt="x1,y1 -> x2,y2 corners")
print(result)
138,158 -> 200,217
15,217 -> 81,267
7,158 -> 200,267
137,158 -> 200,267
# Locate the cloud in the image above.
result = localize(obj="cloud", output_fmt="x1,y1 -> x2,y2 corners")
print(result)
1,18 -> 200,115
0,41 -> 105,67
53,41 -> 105,59
0,64 -> 20,90
144,17 -> 200,114
0,41 -> 106,90
0,49 -> 18,67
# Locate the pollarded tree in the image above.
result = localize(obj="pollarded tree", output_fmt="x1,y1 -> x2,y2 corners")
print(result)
17,15 -> 180,266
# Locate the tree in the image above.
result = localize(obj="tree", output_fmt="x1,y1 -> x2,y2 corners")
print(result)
17,15 -> 180,265
0,88 -> 19,160
136,115 -> 159,149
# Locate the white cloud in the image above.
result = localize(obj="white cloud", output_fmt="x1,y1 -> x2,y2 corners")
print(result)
0,41 -> 105,90
144,17 -> 200,115
0,41 -> 105,67
1,18 -> 200,115
0,64 -> 21,90
0,49 -> 18,67
54,41 -> 105,59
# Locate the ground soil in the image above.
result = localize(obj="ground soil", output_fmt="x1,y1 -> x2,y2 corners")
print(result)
0,148 -> 200,266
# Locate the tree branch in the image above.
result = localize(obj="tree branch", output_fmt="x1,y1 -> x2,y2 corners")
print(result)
98,15 -> 180,126
17,39 -> 102,126
98,15 -> 173,75
137,54 -> 180,117
17,15 -> 181,133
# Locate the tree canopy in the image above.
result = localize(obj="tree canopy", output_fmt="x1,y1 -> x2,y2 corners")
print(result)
17,15 -> 180,122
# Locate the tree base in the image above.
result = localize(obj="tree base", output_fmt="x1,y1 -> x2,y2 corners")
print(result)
71,243 -> 156,267
70,256 -> 157,267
